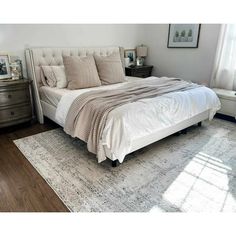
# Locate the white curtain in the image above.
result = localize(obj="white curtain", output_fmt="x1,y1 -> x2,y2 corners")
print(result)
211,24 -> 236,91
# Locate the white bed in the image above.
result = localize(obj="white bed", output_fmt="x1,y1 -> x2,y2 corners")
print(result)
25,47 -> 221,165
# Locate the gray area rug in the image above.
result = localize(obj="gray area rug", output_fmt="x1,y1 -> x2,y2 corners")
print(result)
14,118 -> 236,212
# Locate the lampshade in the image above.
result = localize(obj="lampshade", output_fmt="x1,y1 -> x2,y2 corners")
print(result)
137,46 -> 148,57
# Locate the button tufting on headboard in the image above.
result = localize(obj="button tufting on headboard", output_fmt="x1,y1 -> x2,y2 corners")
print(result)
27,47 -> 123,89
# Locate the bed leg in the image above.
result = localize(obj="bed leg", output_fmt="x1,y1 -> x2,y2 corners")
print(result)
112,160 -> 119,167
174,131 -> 181,136
198,122 -> 202,127
181,128 -> 187,134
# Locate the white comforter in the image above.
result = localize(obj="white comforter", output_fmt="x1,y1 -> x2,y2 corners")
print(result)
55,77 -> 221,163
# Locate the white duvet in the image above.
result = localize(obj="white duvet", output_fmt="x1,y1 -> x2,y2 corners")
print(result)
55,77 -> 221,163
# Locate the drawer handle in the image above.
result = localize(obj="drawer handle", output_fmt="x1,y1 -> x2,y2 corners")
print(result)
8,94 -> 12,99
10,111 -> 15,116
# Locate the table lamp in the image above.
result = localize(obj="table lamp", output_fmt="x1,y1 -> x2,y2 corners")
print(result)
136,45 -> 148,66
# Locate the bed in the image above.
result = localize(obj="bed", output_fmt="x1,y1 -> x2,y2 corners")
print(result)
25,47 -> 221,166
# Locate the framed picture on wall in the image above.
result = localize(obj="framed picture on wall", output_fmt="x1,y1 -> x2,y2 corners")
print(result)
167,24 -> 201,48
0,54 -> 11,79
124,49 -> 136,65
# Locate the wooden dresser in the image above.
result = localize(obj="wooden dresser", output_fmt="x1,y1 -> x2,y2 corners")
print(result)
0,79 -> 33,128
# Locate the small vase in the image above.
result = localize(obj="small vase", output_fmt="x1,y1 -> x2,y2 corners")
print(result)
10,63 -> 20,80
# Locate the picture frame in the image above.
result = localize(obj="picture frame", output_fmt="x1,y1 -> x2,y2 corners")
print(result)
167,24 -> 201,48
124,49 -> 136,65
0,54 -> 11,79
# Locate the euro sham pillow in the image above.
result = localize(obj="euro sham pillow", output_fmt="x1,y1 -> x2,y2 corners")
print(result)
63,55 -> 101,90
94,52 -> 125,85
41,66 -> 67,88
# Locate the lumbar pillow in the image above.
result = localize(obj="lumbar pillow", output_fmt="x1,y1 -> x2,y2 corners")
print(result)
41,66 -> 67,88
63,55 -> 101,89
94,52 -> 125,85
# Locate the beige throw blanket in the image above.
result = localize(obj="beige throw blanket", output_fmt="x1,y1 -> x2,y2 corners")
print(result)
64,77 -> 200,162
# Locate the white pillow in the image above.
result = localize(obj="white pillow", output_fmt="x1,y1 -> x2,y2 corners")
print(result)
41,66 -> 68,88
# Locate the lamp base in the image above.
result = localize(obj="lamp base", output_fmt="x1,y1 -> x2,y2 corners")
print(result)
136,57 -> 145,66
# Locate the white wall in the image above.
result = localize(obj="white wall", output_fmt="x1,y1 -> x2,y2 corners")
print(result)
0,24 -> 143,76
0,24 -> 220,84
142,24 -> 221,85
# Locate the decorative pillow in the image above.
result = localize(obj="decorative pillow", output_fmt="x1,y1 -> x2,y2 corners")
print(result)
40,67 -> 56,87
63,55 -> 101,89
94,52 -> 125,85
41,66 -> 67,88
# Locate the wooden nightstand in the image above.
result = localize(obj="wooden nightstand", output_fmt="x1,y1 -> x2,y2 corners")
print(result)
0,79 -> 33,128
125,65 -> 153,78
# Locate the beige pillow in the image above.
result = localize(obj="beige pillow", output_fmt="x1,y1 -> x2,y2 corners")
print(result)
41,66 -> 67,88
94,52 -> 125,85
63,55 -> 101,89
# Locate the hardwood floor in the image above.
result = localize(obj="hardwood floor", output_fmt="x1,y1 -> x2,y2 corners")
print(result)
0,119 -> 69,212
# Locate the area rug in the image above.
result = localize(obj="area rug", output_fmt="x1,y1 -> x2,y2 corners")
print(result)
14,118 -> 236,212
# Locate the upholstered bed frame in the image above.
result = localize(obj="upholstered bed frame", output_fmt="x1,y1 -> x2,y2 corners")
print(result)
25,46 -> 125,124
25,46 -> 209,166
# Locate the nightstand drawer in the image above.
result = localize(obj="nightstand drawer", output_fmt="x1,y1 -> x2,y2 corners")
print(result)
134,71 -> 150,78
125,65 -> 153,78
0,88 -> 30,107
0,104 -> 32,124
0,79 -> 33,128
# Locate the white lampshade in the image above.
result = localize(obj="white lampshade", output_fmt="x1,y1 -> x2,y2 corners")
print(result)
137,46 -> 148,57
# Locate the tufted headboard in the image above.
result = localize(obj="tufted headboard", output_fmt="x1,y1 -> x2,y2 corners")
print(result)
25,46 -> 125,123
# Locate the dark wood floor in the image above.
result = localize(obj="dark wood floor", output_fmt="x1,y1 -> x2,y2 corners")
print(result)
0,119 -> 69,212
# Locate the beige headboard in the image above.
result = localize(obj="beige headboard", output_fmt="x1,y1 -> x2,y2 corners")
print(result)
25,46 -> 125,123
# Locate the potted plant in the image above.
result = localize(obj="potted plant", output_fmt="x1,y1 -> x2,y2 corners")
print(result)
174,31 -> 180,42
188,29 -> 193,42
180,30 -> 186,42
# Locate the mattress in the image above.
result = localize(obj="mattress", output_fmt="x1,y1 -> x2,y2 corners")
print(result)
39,86 -> 69,107
39,76 -> 142,107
